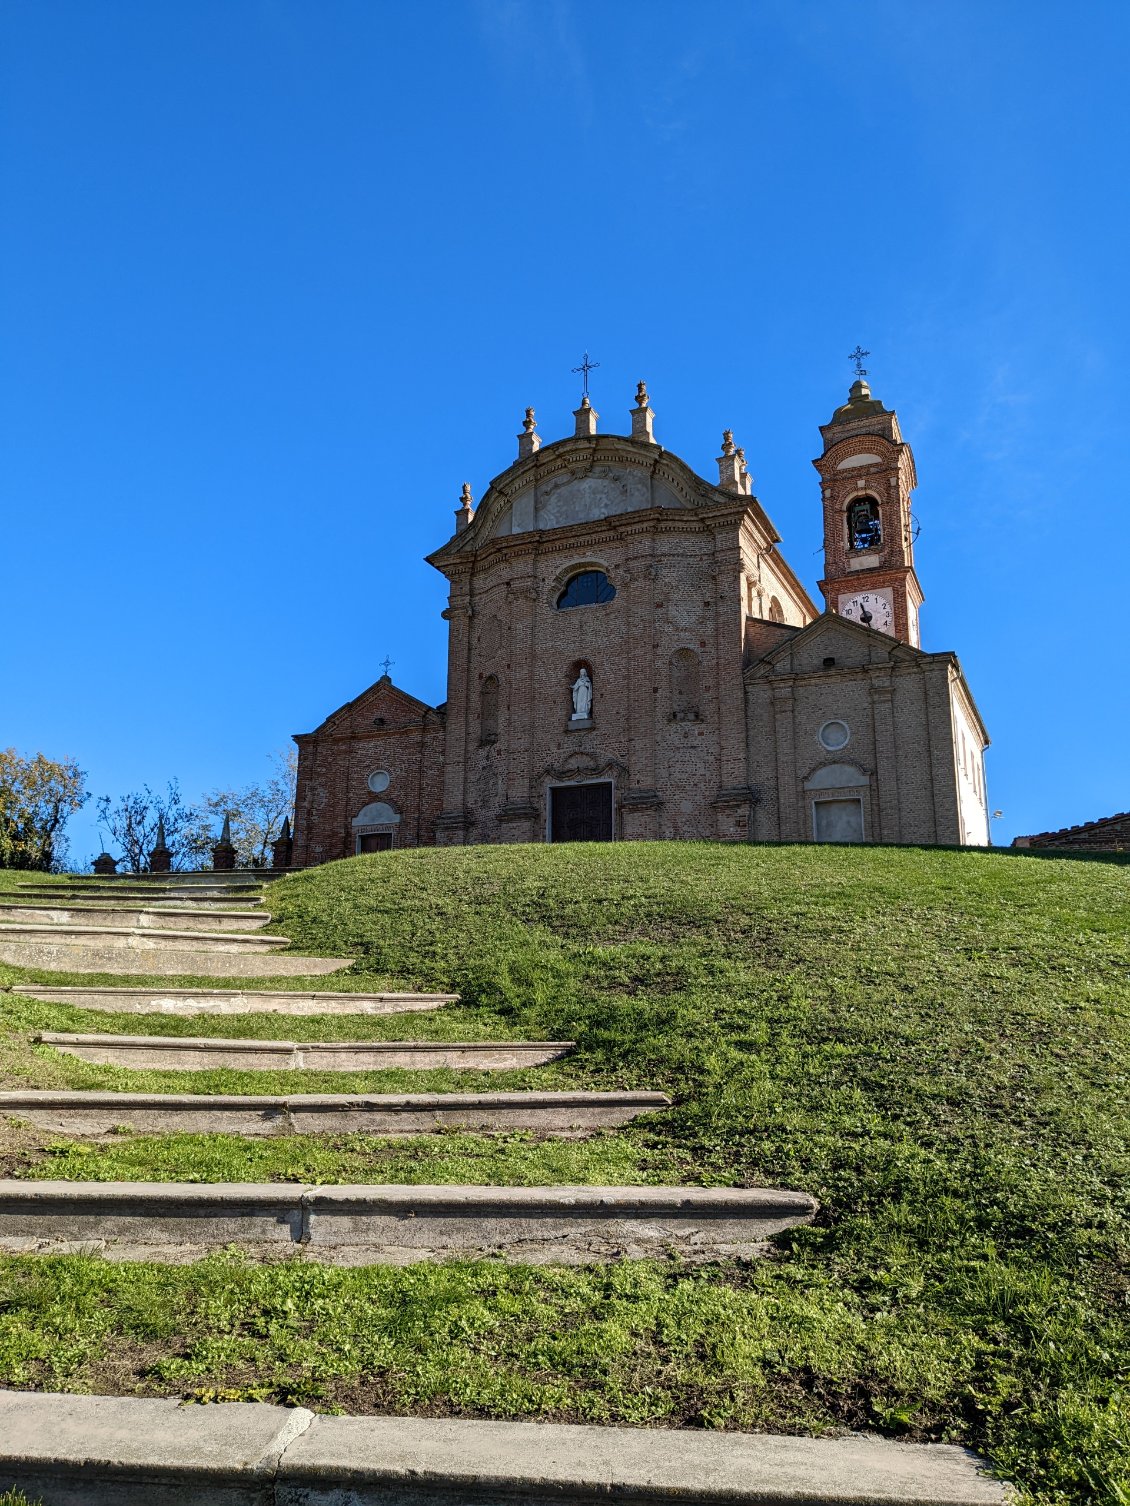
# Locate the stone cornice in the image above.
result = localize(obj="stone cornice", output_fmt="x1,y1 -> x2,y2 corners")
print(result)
441,502 -> 753,578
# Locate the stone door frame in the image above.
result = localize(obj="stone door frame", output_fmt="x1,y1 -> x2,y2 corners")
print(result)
545,777 -> 617,844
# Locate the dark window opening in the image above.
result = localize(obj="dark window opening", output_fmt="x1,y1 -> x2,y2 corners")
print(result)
358,832 -> 393,853
848,496 -> 882,551
557,570 -> 616,610
768,596 -> 785,623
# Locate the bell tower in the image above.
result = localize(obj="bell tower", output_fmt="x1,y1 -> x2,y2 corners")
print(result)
815,377 -> 923,645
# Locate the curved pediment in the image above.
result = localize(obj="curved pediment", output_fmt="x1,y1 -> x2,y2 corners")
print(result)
428,437 -> 731,568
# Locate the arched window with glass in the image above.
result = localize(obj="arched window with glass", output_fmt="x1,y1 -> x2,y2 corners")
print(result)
556,570 -> 616,610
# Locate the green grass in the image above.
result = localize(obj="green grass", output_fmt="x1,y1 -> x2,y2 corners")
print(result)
26,1128 -> 683,1185
0,842 -> 1128,1504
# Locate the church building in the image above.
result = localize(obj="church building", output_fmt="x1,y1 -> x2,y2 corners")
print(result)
291,375 -> 990,861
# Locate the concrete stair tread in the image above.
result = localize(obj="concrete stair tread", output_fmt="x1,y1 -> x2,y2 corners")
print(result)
0,904 -> 271,934
0,1088 -> 670,1136
33,1031 -> 575,1069
0,922 -> 355,975
12,886 -> 266,901
0,940 -> 354,977
0,1390 -> 1010,1502
0,1088 -> 666,1107
11,984 -> 455,1015
0,897 -> 268,909
35,1031 -> 574,1049
0,921 -> 287,945
0,1178 -> 819,1264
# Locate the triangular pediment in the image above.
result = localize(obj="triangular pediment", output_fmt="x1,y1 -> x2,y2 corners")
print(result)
304,675 -> 436,738
745,611 -> 924,679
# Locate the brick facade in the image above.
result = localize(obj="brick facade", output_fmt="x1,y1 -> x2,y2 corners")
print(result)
291,677 -> 446,867
290,381 -> 991,863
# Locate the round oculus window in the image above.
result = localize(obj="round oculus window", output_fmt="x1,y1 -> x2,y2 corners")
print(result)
818,720 -> 850,752
367,770 -> 391,794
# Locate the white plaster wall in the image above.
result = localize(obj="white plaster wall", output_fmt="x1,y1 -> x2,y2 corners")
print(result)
951,693 -> 989,846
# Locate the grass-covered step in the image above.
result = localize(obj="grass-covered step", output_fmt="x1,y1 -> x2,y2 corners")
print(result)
0,1180 -> 817,1263
7,884 -> 266,905
0,924 -> 352,977
0,1389 -> 1009,1506
0,903 -> 269,932
33,1032 -> 575,1070
12,985 -> 455,1016
0,1088 -> 668,1137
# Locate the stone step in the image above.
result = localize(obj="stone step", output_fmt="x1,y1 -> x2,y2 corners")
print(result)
12,984 -> 455,1016
0,1088 -> 669,1136
0,923 -> 352,977
35,1031 -> 575,1070
0,1180 -> 818,1264
8,885 -> 265,904
79,868 -> 278,881
0,1390 -> 1010,1505
88,869 -> 285,886
0,902 -> 270,932
0,1392 -> 1013,1506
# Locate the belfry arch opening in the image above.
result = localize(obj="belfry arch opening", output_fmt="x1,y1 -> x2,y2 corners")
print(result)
847,495 -> 882,551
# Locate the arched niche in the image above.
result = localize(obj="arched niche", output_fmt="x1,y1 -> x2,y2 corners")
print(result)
804,763 -> 869,790
669,648 -> 701,721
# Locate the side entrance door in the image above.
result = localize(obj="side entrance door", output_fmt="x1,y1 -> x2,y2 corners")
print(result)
549,782 -> 614,843
358,832 -> 394,854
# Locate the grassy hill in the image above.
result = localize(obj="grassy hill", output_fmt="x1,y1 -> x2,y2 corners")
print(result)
0,842 -> 1127,1503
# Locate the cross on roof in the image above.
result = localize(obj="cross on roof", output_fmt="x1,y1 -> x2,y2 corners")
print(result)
572,350 -> 600,397
379,656 -> 394,677
848,345 -> 870,379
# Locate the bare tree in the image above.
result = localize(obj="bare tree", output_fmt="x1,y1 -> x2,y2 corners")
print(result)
0,749 -> 88,871
95,780 -> 194,873
187,749 -> 297,869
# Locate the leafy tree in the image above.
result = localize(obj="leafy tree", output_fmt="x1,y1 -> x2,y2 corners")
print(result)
187,749 -> 296,868
95,779 -> 194,872
0,748 -> 88,871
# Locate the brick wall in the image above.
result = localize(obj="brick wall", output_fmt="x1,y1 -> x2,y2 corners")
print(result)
292,678 -> 446,866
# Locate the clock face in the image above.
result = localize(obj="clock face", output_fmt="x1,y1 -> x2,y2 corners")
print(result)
839,589 -> 895,634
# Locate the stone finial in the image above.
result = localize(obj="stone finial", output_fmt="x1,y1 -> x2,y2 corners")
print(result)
212,812 -> 236,872
630,379 -> 656,445
518,406 -> 542,460
92,850 -> 117,876
271,815 -> 293,871
149,814 -> 171,874
716,430 -> 742,492
455,481 -> 475,533
573,394 -> 599,439
736,446 -> 752,496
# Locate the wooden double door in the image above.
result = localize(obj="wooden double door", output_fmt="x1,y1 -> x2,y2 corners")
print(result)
358,832 -> 393,854
549,782 -> 614,843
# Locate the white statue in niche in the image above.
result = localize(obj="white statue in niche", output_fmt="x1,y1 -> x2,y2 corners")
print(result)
571,667 -> 593,721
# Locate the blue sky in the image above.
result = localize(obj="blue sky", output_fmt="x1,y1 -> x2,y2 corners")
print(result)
3,0 -> 1127,862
